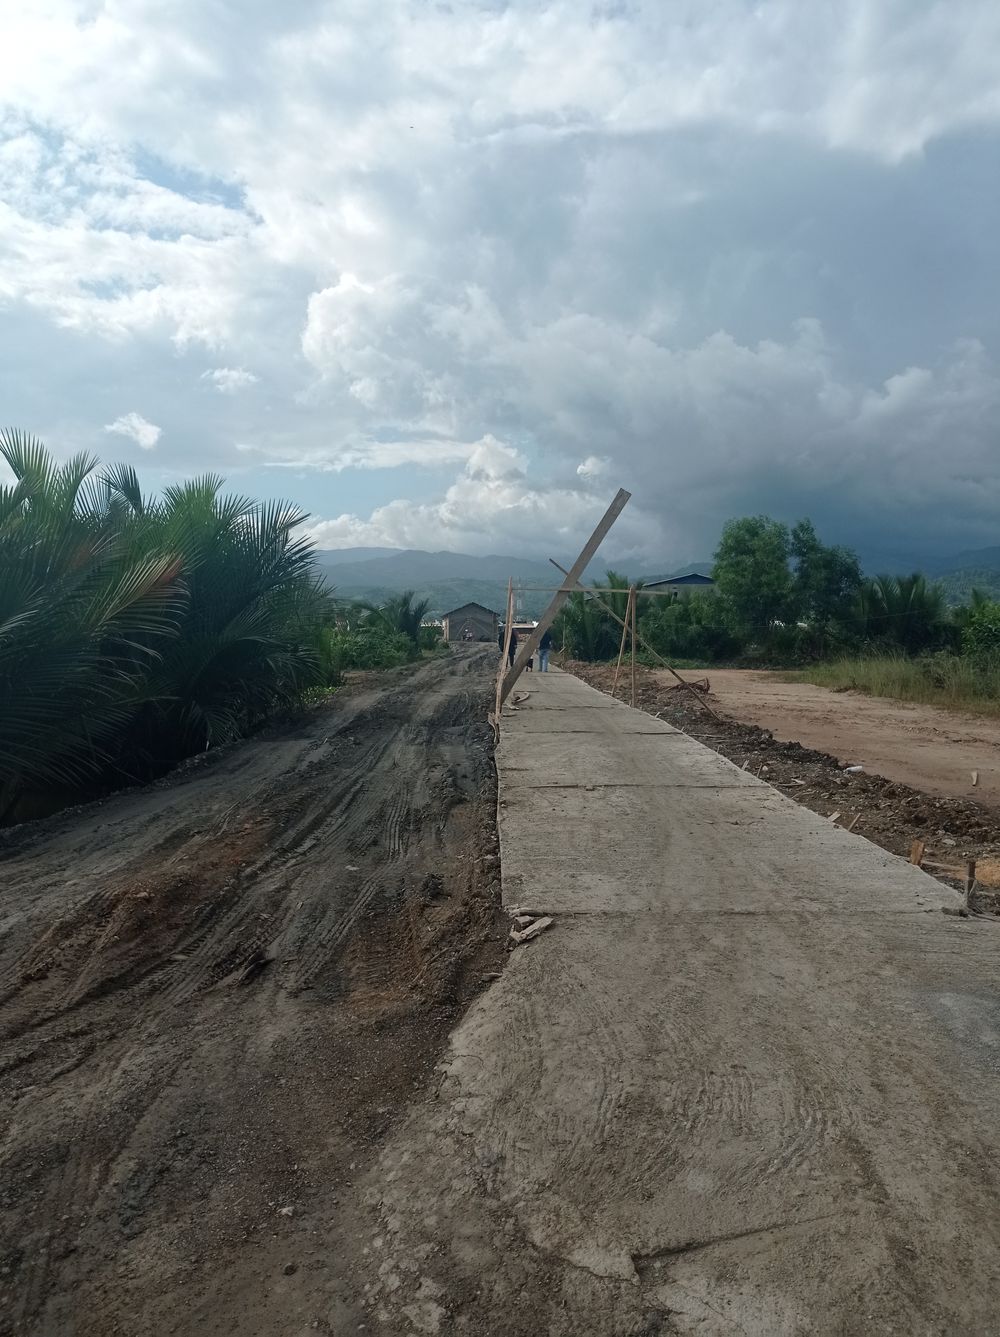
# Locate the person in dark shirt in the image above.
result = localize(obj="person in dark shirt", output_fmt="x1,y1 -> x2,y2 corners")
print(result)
537,627 -> 553,673
507,627 -> 518,668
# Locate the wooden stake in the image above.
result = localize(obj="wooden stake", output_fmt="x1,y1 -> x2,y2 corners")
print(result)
499,488 -> 631,708
495,577 -> 514,722
549,559 -> 723,721
611,606 -> 630,699
909,838 -> 925,867
629,585 -> 637,708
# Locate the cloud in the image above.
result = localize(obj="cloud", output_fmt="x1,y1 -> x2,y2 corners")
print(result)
577,456 -> 610,480
1,2 -> 999,565
240,436 -> 477,472
104,412 -> 161,450
202,367 -> 258,394
303,434 -> 657,555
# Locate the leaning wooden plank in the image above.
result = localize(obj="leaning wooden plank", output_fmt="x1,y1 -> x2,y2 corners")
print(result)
499,488 -> 631,708
510,916 -> 554,944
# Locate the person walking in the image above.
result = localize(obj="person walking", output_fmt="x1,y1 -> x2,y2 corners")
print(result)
537,627 -> 553,673
507,627 -> 518,669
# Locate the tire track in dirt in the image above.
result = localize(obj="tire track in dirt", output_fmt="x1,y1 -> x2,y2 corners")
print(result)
0,647 -> 504,1337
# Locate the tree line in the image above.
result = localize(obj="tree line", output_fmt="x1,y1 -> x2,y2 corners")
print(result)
555,515 -> 1000,666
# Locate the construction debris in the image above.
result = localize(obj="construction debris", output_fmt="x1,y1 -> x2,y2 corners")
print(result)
669,677 -> 710,693
509,916 -> 554,945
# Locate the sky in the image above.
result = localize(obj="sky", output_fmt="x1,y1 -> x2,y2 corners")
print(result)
1,0 -> 999,567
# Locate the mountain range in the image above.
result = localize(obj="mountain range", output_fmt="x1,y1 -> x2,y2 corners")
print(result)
312,543 -> 1000,615
314,547 -> 705,617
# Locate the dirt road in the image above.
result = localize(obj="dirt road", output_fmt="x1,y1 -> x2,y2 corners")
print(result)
696,669 -> 1000,808
1,648 -> 502,1336
362,668 -> 1000,1335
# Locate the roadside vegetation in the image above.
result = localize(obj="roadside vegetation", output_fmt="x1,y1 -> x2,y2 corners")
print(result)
553,513 -> 1000,714
799,653 -> 1000,716
0,433 -> 442,823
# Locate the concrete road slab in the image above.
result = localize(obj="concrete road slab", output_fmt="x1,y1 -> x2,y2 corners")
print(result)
500,727 -> 763,788
499,779 -> 950,916
363,665 -> 1000,1337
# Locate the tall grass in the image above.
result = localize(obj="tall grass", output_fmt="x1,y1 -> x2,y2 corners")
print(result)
800,653 -> 1000,716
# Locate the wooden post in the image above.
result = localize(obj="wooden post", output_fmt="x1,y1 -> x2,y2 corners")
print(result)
495,578 -> 514,721
611,607 -> 630,699
909,839 -> 925,867
499,488 -> 631,709
549,560 -> 723,722
629,585 -> 637,708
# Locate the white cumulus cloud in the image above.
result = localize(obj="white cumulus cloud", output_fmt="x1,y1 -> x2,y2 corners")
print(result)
202,367 -> 259,394
104,412 -> 161,450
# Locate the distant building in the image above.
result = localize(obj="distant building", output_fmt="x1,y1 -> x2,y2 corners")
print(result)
441,602 -> 500,644
644,572 -> 715,595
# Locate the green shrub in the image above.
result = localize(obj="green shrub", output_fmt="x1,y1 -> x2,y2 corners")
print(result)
640,595 -> 741,663
323,625 -> 413,671
963,601 -> 1000,659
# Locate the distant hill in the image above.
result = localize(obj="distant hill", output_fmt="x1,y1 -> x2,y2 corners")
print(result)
313,547 -> 640,617
310,541 -> 1000,612
315,546 -> 402,566
914,545 -> 1000,605
923,545 -> 1000,577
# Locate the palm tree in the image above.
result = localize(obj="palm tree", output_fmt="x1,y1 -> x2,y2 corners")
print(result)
0,431 -> 184,816
855,573 -> 949,653
553,569 -> 642,660
0,432 -> 332,819
364,590 -> 430,648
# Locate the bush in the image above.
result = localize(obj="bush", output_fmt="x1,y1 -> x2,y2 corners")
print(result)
419,624 -> 444,651
323,625 -> 414,671
640,595 -> 742,663
963,601 -> 1000,660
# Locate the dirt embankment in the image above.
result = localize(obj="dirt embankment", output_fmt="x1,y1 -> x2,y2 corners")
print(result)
1,648 -> 503,1337
566,660 -> 1000,907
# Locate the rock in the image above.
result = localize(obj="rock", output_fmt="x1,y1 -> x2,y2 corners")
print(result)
283,1262 -> 298,1276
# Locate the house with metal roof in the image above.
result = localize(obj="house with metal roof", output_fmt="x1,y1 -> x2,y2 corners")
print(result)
441,602 -> 500,643
643,571 -> 715,593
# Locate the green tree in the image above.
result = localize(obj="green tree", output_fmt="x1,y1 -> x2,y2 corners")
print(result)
364,590 -> 431,649
712,516 -> 793,640
640,593 -> 741,663
855,573 -> 950,654
789,518 -> 862,649
552,570 -> 641,661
